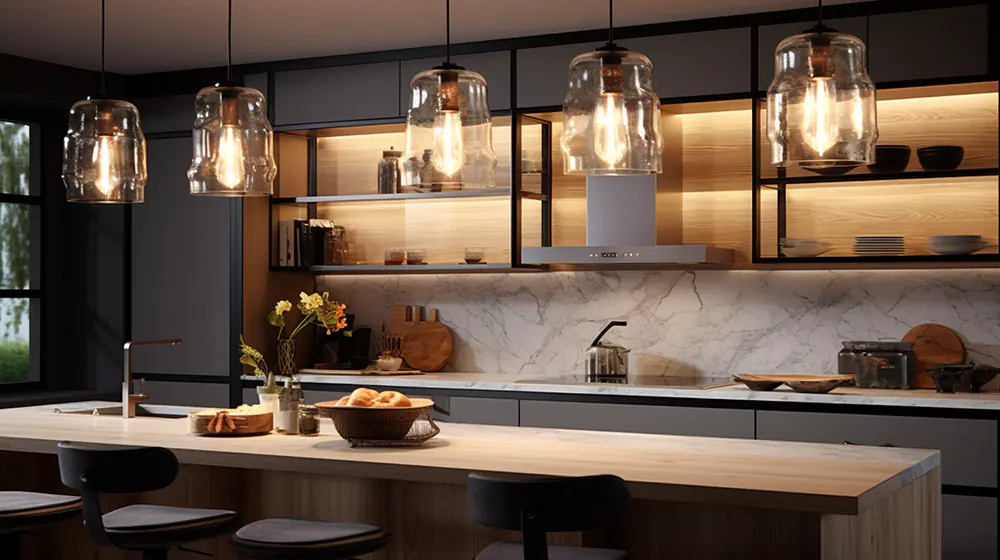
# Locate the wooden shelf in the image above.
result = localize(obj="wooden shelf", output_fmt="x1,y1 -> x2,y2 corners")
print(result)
760,254 -> 1000,264
760,168 -> 999,186
272,263 -> 545,275
271,189 -> 511,205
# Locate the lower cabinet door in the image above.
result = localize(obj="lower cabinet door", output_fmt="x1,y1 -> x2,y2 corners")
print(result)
432,396 -> 519,426
519,400 -> 754,438
943,495 -> 997,559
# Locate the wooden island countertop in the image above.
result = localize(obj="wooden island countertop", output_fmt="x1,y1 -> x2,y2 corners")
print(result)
0,401 -> 937,516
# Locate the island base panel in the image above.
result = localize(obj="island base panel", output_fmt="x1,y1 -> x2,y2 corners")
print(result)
1,451 -> 938,559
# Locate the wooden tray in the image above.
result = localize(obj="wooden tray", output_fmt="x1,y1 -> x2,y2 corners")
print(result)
188,410 -> 273,436
734,374 -> 855,394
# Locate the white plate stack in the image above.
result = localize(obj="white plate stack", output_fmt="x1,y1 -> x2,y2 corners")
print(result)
926,235 -> 996,256
853,236 -> 905,255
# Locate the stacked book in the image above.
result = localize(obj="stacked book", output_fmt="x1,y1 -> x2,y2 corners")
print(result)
853,236 -> 905,256
278,219 -> 339,267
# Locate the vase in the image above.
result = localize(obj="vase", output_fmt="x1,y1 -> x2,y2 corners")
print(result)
256,388 -> 280,417
277,339 -> 296,376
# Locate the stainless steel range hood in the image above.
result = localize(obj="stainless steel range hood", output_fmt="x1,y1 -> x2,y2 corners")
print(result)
522,175 -> 735,268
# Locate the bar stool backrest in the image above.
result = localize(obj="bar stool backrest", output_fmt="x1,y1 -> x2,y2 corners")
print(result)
468,473 -> 630,559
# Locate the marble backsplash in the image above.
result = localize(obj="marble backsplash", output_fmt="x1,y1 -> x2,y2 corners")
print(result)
318,270 -> 1000,377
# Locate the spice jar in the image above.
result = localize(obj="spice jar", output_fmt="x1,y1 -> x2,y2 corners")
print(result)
298,405 -> 320,436
377,147 -> 402,194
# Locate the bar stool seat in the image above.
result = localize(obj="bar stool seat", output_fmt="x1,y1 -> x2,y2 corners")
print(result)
104,504 -> 236,532
231,517 -> 392,559
0,491 -> 83,559
477,541 -> 629,560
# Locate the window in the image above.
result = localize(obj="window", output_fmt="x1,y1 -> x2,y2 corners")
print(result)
0,120 -> 41,385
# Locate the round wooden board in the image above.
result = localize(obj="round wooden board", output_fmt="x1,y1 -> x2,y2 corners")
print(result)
901,323 -> 965,389
401,322 -> 453,372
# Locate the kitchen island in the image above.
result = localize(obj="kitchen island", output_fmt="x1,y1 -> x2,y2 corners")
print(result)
0,402 -> 940,559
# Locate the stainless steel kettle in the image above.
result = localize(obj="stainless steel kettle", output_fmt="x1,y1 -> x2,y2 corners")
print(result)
585,321 -> 629,379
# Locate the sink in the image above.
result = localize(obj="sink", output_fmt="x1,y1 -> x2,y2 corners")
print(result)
53,404 -> 194,419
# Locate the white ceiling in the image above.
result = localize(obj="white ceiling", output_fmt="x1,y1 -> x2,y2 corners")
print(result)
0,0 -> 861,75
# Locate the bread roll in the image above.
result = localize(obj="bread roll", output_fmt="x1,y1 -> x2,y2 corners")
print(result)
373,391 -> 411,408
345,387 -> 379,407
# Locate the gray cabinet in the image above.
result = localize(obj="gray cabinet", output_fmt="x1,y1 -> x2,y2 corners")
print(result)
756,411 -> 998,488
131,137 -> 232,376
244,73 -> 268,96
621,28 -> 751,99
943,495 -> 997,560
869,5 -> 989,84
519,400 -> 754,438
134,94 -> 196,134
516,43 -> 589,109
274,62 -> 401,125
757,17 -> 868,91
400,52 -> 511,114
433,396 -> 519,426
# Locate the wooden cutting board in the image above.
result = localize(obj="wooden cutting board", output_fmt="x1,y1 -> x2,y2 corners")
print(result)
401,321 -> 453,372
901,323 -> 966,389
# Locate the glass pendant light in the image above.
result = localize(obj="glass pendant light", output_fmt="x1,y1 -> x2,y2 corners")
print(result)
403,0 -> 497,189
63,0 -> 147,203
561,0 -> 662,175
188,0 -> 276,196
767,0 -> 877,168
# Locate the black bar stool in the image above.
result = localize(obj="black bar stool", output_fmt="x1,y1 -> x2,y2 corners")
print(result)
468,473 -> 631,560
230,517 -> 392,559
0,491 -> 83,558
57,442 -> 240,560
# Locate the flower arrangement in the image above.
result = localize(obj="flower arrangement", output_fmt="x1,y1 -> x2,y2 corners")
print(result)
268,291 -> 351,339
240,292 -> 351,395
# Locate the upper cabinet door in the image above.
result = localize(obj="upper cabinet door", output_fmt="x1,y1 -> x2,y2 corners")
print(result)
400,51 -> 511,115
243,73 -> 268,97
869,5 -> 989,84
516,43 -> 590,109
757,17 -> 868,92
274,61 -> 401,126
133,94 -> 196,135
620,28 -> 751,99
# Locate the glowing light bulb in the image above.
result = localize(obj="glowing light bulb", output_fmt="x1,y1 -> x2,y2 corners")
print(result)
93,135 -> 122,197
432,110 -> 464,177
802,77 -> 838,157
592,93 -> 629,166
216,125 -> 246,189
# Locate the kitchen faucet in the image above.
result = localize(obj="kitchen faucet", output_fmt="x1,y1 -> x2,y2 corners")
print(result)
123,339 -> 182,418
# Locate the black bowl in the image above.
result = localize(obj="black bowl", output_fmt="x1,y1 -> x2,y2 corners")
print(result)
799,164 -> 859,176
867,145 -> 911,174
917,145 -> 965,171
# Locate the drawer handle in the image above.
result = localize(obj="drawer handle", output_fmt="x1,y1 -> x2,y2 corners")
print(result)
843,440 -> 896,448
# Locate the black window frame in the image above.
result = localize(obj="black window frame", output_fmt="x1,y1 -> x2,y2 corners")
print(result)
0,112 -> 45,393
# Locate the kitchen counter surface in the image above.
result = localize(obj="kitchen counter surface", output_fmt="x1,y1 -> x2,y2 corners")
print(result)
293,370 -> 1000,411
0,401 -> 937,516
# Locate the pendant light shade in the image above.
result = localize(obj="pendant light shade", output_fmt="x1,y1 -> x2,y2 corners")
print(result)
188,0 -> 276,196
404,0 -> 497,189
561,46 -> 662,175
63,0 -> 147,203
767,3 -> 877,167
189,84 -> 276,196
560,0 -> 662,175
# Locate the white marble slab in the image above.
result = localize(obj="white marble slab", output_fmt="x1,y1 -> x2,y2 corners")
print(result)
293,371 -> 1000,411
317,269 -> 1000,381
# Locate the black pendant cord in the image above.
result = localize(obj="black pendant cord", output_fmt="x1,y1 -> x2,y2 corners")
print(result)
817,0 -> 823,27
608,0 -> 614,45
99,0 -> 106,95
445,0 -> 451,64
227,0 -> 233,82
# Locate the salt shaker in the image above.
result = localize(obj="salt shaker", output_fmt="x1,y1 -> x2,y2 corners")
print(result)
377,147 -> 402,194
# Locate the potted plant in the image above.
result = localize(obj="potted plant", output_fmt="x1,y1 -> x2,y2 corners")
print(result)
267,292 -> 351,376
239,335 -> 282,413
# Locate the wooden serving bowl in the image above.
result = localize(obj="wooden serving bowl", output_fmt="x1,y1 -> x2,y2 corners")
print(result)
188,410 -> 273,436
315,398 -> 435,441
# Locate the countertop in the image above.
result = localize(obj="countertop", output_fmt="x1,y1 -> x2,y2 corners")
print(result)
291,370 -> 1000,411
0,401 -> 938,515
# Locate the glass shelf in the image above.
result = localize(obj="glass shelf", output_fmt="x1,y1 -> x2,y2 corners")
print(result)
760,168 -> 998,187
272,263 -> 544,275
270,189 -> 511,205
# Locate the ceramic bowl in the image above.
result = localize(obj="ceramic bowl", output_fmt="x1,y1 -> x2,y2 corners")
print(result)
375,355 -> 403,371
917,145 -> 964,171
867,145 -> 911,174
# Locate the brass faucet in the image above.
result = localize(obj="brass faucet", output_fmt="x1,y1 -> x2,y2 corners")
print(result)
123,339 -> 182,418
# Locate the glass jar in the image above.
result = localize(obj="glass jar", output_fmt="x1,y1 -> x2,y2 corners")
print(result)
377,147 -> 402,194
298,405 -> 320,436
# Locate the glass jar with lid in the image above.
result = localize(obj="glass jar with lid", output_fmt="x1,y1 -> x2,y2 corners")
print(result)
298,405 -> 320,436
377,147 -> 402,194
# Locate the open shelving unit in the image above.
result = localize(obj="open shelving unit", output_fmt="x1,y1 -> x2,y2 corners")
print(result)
756,81 -> 999,265
267,114 -> 548,274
